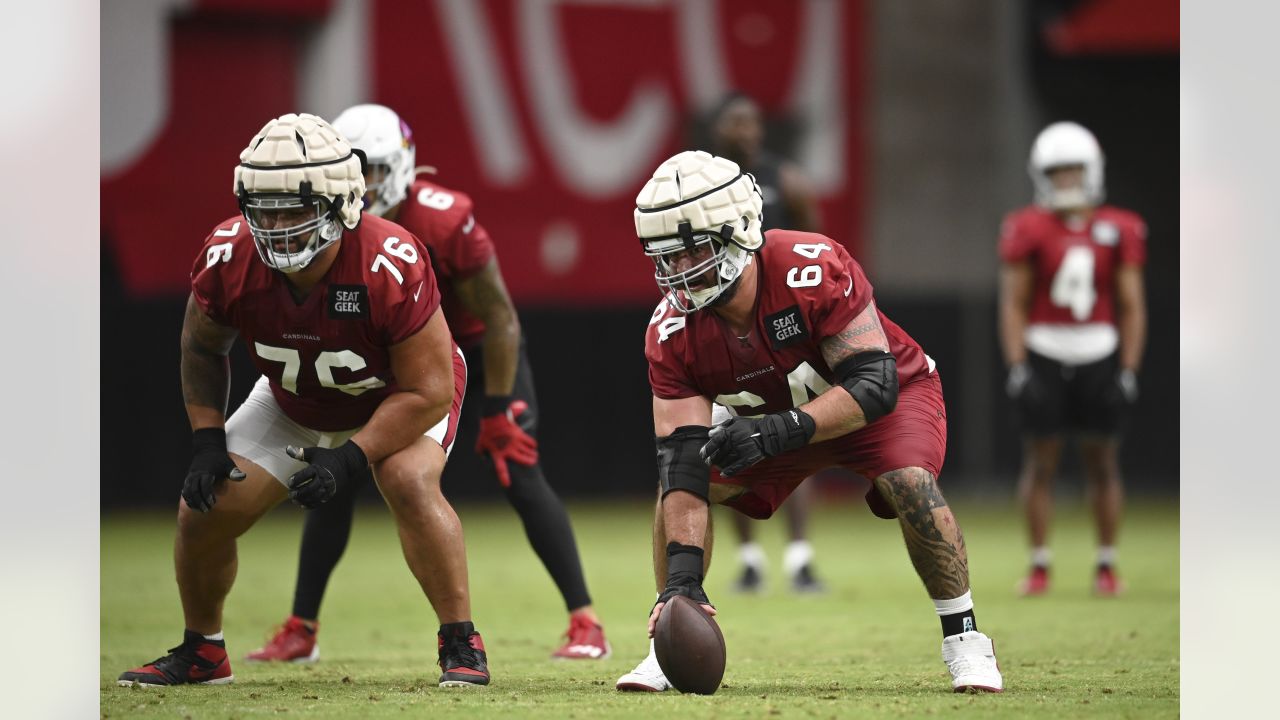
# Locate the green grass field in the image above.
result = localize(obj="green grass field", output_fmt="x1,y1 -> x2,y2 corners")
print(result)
102,498 -> 1178,718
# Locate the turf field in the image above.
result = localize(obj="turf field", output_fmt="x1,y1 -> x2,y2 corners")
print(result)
101,498 -> 1178,718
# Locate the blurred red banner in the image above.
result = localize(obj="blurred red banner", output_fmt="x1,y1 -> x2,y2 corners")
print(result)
103,0 -> 865,305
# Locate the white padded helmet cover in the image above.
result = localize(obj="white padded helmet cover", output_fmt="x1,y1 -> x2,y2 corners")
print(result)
234,113 -> 366,230
634,150 -> 763,250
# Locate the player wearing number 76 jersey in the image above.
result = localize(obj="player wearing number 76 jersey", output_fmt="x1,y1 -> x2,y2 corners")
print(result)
616,150 -> 1003,694
117,113 -> 491,690
998,121 -> 1148,597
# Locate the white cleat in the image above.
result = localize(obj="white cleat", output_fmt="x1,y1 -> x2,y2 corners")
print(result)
941,631 -> 1004,693
615,641 -> 671,692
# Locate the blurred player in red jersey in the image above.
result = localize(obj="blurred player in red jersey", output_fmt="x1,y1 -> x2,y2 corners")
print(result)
616,151 -> 1003,694
243,105 -> 608,664
999,122 -> 1147,597
118,113 -> 490,689
710,93 -> 826,594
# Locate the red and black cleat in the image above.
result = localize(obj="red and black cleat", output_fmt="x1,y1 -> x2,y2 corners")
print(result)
1094,565 -> 1125,597
437,623 -> 490,687
552,614 -> 611,660
1018,565 -> 1050,597
117,631 -> 234,687
245,616 -> 319,663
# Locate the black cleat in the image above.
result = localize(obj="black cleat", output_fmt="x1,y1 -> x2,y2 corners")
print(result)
437,623 -> 490,687
790,564 -> 827,594
733,565 -> 764,593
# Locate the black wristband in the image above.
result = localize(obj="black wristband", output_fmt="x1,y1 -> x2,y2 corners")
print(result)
666,542 -> 705,583
481,395 -> 514,417
191,427 -> 228,453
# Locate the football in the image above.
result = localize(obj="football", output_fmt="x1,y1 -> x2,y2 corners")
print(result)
653,595 -> 727,694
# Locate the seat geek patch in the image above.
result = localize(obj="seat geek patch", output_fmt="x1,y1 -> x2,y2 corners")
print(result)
765,305 -> 809,349
328,285 -> 369,319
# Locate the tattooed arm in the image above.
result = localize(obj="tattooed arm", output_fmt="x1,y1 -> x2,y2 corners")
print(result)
799,301 -> 892,443
180,294 -> 239,431
453,257 -> 521,397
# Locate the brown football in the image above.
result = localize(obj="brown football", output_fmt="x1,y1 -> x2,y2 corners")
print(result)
653,595 -> 726,694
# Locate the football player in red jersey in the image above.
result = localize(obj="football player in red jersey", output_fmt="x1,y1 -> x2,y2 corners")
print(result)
615,151 -> 1004,694
999,122 -> 1147,597
243,104 -> 608,664
117,113 -> 490,689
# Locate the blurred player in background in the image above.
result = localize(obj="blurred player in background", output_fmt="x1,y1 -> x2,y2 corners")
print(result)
617,151 -> 1003,693
709,92 -> 825,593
999,121 -> 1147,596
118,113 -> 491,688
244,104 -> 609,664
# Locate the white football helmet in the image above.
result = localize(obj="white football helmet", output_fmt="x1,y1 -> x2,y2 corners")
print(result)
635,150 -> 764,312
234,113 -> 366,273
1028,121 -> 1105,210
332,104 -> 416,217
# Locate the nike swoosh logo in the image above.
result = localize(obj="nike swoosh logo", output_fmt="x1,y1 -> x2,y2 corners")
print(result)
413,281 -> 423,302
844,276 -> 853,297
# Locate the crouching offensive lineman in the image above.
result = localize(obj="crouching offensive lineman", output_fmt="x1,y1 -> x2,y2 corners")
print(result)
117,113 -> 490,688
615,151 -> 1004,693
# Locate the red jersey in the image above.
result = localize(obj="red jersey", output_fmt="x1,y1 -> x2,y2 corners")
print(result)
998,205 -> 1147,326
394,177 -> 496,349
191,214 -> 445,431
646,230 -> 932,418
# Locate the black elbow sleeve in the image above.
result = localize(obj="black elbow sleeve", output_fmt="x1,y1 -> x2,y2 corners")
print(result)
656,425 -> 711,503
834,351 -> 899,424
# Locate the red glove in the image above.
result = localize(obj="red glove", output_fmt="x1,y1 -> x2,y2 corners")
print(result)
476,398 -> 539,487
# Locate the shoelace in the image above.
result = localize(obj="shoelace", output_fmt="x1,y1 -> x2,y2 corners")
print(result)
141,642 -> 205,681
441,636 -> 482,669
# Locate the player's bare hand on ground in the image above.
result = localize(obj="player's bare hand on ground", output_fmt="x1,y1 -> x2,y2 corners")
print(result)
285,441 -> 368,509
182,428 -> 246,512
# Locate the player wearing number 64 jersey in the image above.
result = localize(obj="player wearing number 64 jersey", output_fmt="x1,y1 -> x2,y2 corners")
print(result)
999,122 -> 1148,597
117,113 -> 490,690
616,150 -> 1003,694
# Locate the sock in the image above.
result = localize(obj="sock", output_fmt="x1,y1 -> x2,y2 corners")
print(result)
1097,546 -> 1117,568
439,621 -> 476,638
739,542 -> 766,570
501,461 -> 593,611
185,629 -> 224,646
1030,546 -> 1051,568
291,467 -> 363,619
783,540 -> 814,578
934,590 -> 978,637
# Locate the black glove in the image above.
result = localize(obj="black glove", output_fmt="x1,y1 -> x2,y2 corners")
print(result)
1105,368 -> 1139,407
285,440 -> 368,509
183,428 -> 246,513
700,409 -> 816,477
656,543 -> 713,609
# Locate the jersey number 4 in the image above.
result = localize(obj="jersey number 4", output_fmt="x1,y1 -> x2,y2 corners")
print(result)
255,344 -> 387,397
1050,246 -> 1098,321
